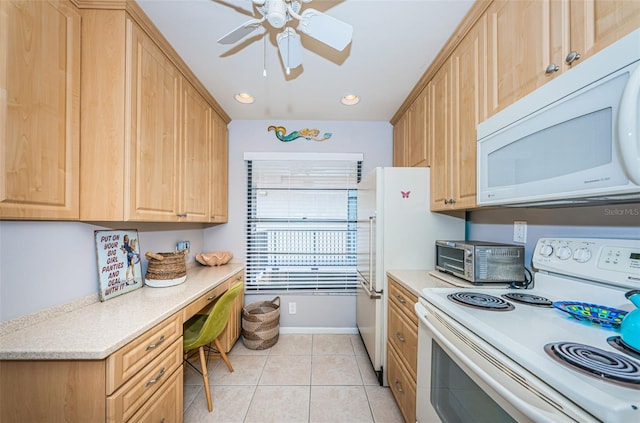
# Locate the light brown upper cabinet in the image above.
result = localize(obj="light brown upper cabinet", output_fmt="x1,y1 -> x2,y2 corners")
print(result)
126,22 -> 182,221
486,0 -> 640,117
393,112 -> 409,167
1,0 -> 80,220
431,15 -> 487,211
407,88 -> 430,168
568,0 -> 640,67
80,4 -> 229,222
210,112 -> 229,223
181,79 -> 212,222
485,0 -> 557,117
392,87 -> 430,168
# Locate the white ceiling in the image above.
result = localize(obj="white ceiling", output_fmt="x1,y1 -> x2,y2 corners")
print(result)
136,0 -> 475,122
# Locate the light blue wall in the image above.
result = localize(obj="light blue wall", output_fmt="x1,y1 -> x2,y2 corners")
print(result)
203,119 -> 393,331
467,204 -> 640,270
0,221 -> 206,322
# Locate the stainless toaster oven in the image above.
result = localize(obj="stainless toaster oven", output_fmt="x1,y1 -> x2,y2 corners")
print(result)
435,240 -> 525,283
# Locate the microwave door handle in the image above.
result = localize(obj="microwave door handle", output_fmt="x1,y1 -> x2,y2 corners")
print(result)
618,63 -> 640,185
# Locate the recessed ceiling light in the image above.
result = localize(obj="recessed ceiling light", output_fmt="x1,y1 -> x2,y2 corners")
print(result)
341,94 -> 359,106
235,93 -> 255,104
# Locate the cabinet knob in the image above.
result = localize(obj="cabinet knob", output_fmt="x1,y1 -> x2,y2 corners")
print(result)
565,51 -> 581,65
395,380 -> 404,393
396,331 -> 406,343
396,294 -> 406,304
545,63 -> 559,74
176,212 -> 187,217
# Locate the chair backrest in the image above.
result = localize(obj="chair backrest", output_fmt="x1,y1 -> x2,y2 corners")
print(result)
188,282 -> 243,350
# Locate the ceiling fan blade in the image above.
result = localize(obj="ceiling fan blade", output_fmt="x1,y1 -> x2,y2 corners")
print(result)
296,8 -> 352,51
217,18 -> 264,44
277,28 -> 303,70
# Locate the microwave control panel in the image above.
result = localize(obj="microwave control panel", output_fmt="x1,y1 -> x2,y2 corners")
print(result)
533,238 -> 640,289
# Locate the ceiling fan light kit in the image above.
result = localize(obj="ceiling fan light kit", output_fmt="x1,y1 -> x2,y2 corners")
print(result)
217,0 -> 353,75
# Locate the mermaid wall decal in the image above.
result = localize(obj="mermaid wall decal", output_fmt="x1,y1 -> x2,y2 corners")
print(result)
268,125 -> 332,142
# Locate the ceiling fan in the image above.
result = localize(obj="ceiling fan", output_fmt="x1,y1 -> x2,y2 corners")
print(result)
217,0 -> 353,74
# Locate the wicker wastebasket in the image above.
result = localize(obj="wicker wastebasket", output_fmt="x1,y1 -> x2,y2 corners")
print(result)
242,297 -> 280,349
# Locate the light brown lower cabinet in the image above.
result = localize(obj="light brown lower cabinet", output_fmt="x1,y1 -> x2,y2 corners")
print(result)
387,340 -> 417,423
0,312 -> 183,422
387,277 -> 419,423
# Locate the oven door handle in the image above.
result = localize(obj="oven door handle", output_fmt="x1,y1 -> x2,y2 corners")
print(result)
419,310 -> 564,423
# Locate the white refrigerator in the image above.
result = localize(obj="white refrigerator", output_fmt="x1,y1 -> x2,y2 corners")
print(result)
356,167 -> 464,385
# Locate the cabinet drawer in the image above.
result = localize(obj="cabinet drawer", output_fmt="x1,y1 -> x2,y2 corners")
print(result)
107,337 -> 183,423
106,312 -> 182,394
183,279 -> 229,322
388,277 -> 418,325
128,365 -> 183,423
388,300 -> 418,379
387,341 -> 416,423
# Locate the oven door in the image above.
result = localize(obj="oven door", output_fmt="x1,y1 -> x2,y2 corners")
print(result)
414,298 -> 596,423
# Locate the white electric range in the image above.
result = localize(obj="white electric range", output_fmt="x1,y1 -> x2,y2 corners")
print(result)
415,237 -> 640,423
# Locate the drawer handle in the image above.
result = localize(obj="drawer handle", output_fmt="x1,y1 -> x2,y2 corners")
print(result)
395,380 -> 404,393
207,294 -> 218,301
145,367 -> 166,388
395,332 -> 406,343
145,335 -> 165,351
395,295 -> 406,304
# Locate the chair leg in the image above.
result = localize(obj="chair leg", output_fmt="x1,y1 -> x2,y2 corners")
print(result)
214,338 -> 234,372
198,346 -> 213,412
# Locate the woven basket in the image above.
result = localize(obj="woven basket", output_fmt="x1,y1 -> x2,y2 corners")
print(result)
144,251 -> 187,287
242,296 -> 280,350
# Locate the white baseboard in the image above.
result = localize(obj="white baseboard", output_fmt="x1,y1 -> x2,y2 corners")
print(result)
278,327 -> 359,335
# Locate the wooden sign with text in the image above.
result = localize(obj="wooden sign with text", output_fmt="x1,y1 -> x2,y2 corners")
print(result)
95,230 -> 143,301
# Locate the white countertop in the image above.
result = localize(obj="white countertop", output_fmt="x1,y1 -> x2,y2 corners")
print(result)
386,269 -> 456,297
0,263 -> 244,361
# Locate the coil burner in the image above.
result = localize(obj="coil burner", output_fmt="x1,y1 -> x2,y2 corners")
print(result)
502,293 -> 553,308
607,336 -> 640,361
545,342 -> 640,389
447,292 -> 515,311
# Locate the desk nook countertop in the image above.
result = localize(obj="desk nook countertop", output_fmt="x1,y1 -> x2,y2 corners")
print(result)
0,263 -> 244,360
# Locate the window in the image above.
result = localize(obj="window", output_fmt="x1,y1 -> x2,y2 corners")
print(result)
244,153 -> 362,292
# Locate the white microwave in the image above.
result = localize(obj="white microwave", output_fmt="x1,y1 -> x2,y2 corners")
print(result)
477,29 -> 640,207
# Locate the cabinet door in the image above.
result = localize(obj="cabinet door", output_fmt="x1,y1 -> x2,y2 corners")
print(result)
181,79 -> 210,222
1,0 -> 80,220
127,23 -> 180,221
429,62 -> 453,211
128,366 -> 183,423
450,14 -> 487,210
407,89 -> 430,167
569,0 -> 640,66
220,272 -> 244,353
210,111 -> 228,223
486,0 -> 556,117
393,113 -> 408,167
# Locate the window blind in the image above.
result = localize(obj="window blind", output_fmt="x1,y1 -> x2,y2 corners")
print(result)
245,157 -> 361,292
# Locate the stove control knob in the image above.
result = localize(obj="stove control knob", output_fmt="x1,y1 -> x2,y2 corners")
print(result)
539,245 -> 554,257
556,246 -> 573,260
465,249 -> 472,257
573,248 -> 592,263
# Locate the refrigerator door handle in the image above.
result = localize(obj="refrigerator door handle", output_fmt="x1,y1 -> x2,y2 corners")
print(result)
359,272 -> 382,300
368,215 -> 376,294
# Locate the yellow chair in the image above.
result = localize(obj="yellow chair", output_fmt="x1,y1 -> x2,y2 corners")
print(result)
183,282 -> 243,412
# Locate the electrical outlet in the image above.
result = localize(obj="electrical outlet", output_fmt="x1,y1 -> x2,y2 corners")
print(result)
289,302 -> 297,315
176,241 -> 190,253
513,221 -> 527,243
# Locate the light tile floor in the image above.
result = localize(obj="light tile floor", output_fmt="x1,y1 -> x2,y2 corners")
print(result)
183,334 -> 404,423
